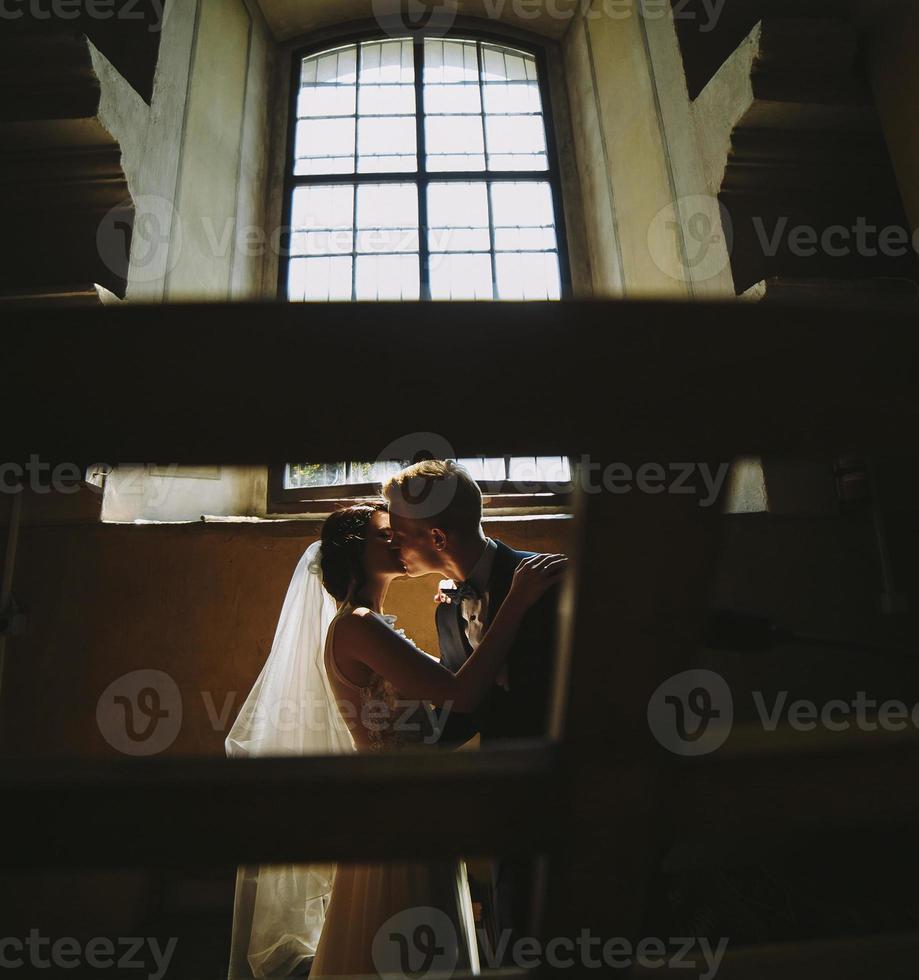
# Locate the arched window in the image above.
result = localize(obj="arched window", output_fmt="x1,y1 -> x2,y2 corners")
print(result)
280,30 -> 571,301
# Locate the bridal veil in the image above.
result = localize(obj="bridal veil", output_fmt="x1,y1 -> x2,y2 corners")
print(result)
225,541 -> 353,978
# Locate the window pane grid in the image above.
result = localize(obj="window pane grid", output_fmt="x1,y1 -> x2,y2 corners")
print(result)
287,183 -> 420,300
285,456 -> 572,489
287,35 -> 564,302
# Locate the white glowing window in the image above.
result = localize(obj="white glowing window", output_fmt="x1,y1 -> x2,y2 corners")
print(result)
285,457 -> 572,492
284,35 -> 566,302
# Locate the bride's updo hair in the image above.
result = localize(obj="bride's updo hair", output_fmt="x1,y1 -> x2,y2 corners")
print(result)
319,502 -> 387,603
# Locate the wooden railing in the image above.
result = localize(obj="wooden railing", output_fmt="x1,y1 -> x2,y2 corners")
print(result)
4,297 -> 919,978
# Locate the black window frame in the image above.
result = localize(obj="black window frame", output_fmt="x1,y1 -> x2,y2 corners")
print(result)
268,458 -> 574,514
276,17 -> 574,301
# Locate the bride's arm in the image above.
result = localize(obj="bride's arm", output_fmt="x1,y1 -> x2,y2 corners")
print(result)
334,553 -> 567,712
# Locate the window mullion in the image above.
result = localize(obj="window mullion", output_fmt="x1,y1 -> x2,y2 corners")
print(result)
476,40 -> 488,175
350,43 -> 362,301
476,41 -> 499,301
414,38 -> 430,301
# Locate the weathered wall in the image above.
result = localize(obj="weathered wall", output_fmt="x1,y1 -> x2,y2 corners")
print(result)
3,468 -> 895,766
100,465 -> 268,522
689,22 -> 758,203
0,514 -> 572,759
259,0 -> 582,43
562,0 -> 735,299
867,2 -> 919,234
89,0 -> 745,304
91,0 -> 275,301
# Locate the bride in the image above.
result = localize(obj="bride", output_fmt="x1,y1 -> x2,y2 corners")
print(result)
226,502 -> 565,979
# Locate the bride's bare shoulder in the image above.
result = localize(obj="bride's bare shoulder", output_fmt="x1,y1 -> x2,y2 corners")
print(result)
335,606 -> 384,636
340,605 -> 376,621
333,608 -> 396,666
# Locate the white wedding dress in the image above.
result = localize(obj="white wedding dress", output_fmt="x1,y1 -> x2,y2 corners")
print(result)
226,543 -> 480,979
310,600 -> 480,978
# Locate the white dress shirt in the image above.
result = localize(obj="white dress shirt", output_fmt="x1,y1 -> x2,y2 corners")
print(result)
456,538 -> 509,690
458,537 -> 497,650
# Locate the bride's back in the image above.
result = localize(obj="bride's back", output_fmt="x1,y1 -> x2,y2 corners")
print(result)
323,602 -> 429,752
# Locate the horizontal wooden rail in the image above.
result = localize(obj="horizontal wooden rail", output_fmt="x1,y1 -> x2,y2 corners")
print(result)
665,727 -> 919,868
6,298 -> 919,461
629,931 -> 919,979
0,741 -> 563,869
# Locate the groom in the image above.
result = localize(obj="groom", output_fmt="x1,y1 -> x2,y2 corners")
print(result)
382,459 -> 561,949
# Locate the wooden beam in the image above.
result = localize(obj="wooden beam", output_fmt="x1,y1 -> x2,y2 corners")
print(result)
540,461 -> 727,970
6,299 -> 919,462
629,931 -> 919,979
671,0 -> 844,101
0,743 -> 561,869
665,726 -> 919,869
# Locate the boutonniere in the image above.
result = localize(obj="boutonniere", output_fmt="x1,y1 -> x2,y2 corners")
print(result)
434,579 -> 457,604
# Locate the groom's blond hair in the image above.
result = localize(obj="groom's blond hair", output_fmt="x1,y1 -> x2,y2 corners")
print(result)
382,459 -> 482,534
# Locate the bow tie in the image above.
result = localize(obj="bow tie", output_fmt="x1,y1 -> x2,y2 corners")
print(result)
441,581 -> 482,603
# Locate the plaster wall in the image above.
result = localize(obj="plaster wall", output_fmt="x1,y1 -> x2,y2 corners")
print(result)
88,0 -> 747,303
0,515 -> 571,758
260,0 -> 582,43
867,2 -> 919,235
90,0 -> 275,301
562,0 -> 736,298
100,465 -> 269,522
689,22 -> 758,202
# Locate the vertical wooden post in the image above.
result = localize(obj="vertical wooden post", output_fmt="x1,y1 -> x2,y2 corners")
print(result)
542,456 -> 728,971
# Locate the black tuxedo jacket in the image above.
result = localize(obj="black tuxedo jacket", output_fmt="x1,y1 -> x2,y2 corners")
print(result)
435,538 -> 558,744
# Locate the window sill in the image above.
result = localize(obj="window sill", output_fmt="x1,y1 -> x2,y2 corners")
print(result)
262,508 -> 574,523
